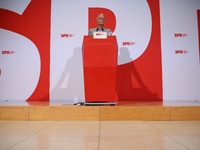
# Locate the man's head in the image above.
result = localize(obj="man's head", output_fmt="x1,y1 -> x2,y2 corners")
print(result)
96,13 -> 105,28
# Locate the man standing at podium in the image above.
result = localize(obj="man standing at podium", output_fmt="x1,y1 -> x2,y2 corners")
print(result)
88,13 -> 112,36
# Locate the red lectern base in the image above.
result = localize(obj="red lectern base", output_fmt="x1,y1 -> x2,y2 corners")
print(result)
84,67 -> 117,102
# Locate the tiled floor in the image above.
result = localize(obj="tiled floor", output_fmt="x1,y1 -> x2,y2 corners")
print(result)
0,121 -> 200,150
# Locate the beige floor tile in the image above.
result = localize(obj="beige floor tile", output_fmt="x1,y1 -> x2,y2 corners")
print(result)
145,121 -> 200,136
174,137 -> 200,150
99,136 -> 132,150
0,121 -> 55,150
99,136 -> 189,150
36,121 -> 100,138
1,121 -> 200,150
99,121 -> 189,150
145,121 -> 200,150
10,137 -> 99,150
189,121 -> 200,126
100,121 -> 164,136
9,121 -> 99,150
0,120 -> 12,124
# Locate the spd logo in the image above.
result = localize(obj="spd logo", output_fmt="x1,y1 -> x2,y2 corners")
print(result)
122,42 -> 135,46
61,34 -> 74,38
175,50 -> 189,54
2,50 -> 15,55
174,33 -> 188,37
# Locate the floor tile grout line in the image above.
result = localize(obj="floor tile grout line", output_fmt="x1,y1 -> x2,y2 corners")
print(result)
7,121 -> 57,150
98,121 -> 101,150
144,121 -> 191,150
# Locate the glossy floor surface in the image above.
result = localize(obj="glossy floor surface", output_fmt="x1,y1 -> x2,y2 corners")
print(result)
0,121 -> 200,150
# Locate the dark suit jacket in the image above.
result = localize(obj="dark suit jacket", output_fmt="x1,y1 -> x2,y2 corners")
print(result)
88,28 -> 112,36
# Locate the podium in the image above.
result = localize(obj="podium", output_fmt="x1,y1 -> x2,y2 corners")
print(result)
82,36 -> 118,103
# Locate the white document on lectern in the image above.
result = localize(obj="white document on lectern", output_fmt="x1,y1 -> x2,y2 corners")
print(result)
93,32 -> 107,39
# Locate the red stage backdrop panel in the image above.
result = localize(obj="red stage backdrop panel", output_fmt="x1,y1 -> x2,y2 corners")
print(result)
116,0 -> 163,101
0,0 -> 51,101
